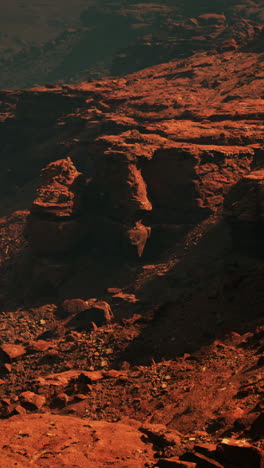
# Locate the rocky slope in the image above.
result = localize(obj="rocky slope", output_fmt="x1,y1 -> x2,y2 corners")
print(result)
0,0 -> 264,88
0,28 -> 263,467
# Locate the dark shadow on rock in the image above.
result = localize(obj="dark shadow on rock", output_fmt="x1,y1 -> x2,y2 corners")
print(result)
111,218 -> 264,366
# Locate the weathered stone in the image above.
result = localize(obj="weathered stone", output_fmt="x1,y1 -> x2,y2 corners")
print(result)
140,423 -> 181,447
67,299 -> 113,329
11,405 -> 27,416
216,439 -> 264,468
24,157 -> 87,254
0,344 -> 26,361
63,299 -> 89,316
27,340 -> 54,353
31,157 -> 84,218
0,413 -> 156,466
19,392 -> 46,411
124,221 -> 151,257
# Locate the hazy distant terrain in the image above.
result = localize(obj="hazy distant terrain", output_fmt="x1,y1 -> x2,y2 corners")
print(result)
0,0 -> 89,49
0,0 -> 263,88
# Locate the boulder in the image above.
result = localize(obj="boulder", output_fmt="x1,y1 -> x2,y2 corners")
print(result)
0,344 -> 26,362
31,157 -> 84,218
27,340 -> 55,353
88,156 -> 152,219
62,299 -> 89,316
33,370 -> 104,391
140,423 -> 181,448
19,392 -> 46,411
51,393 -> 69,409
25,157 -> 86,254
125,221 -> 151,257
216,439 -> 264,468
67,299 -> 113,329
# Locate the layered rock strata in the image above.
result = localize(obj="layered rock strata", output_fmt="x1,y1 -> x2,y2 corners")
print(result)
1,47 -> 261,258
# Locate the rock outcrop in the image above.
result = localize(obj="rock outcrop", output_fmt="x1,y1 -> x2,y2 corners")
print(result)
25,158 -> 86,254
17,45 -> 264,259
25,156 -> 152,258
0,11 -> 264,468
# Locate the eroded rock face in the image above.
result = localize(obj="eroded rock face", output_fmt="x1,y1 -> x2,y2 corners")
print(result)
141,143 -> 254,223
216,439 -> 264,468
27,140 -> 252,258
0,345 -> 26,362
31,157 -> 84,218
25,156 -> 153,257
62,299 -> 89,316
88,158 -> 152,219
224,169 -> 264,251
65,298 -> 113,329
25,158 -> 86,254
1,43 -> 263,266
125,221 -> 151,258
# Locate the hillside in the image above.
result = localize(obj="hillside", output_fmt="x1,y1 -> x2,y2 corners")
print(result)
0,13 -> 263,468
0,0 -> 263,88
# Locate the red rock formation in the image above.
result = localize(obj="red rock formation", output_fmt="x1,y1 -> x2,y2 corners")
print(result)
0,42 -> 258,269
0,16 -> 263,468
125,221 -> 151,257
31,157 -> 84,218
25,158 -> 86,254
65,298 -> 113,329
0,414 -> 156,467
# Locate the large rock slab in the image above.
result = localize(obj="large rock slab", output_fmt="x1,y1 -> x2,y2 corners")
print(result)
0,413 -> 156,467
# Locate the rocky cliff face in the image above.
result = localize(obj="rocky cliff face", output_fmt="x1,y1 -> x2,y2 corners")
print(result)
0,44 -> 263,256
